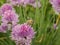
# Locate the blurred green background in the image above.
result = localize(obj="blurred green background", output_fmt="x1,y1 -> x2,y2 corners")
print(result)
0,0 -> 60,45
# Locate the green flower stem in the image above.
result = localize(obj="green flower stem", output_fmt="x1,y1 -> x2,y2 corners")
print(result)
56,15 -> 60,25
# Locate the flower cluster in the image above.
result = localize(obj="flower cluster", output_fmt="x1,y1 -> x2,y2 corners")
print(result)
11,23 -> 35,45
0,3 -> 13,14
0,2 -> 35,45
0,3 -> 19,32
0,23 -> 8,33
49,0 -> 60,14
7,0 -> 41,8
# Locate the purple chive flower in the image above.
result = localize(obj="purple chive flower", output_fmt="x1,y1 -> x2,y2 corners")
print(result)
0,23 -> 8,33
0,3 -> 13,14
11,23 -> 35,38
11,23 -> 35,45
2,10 -> 19,25
50,0 -> 60,14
